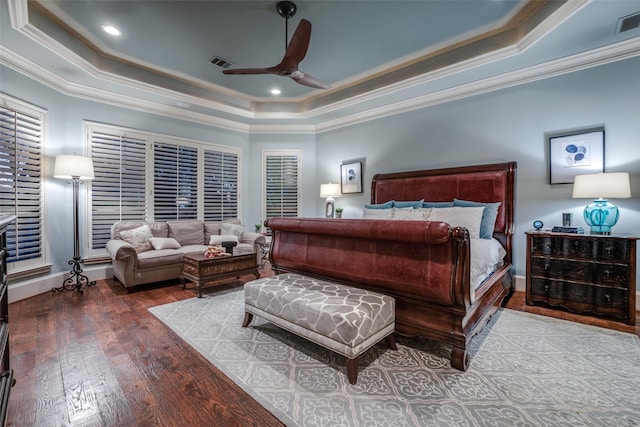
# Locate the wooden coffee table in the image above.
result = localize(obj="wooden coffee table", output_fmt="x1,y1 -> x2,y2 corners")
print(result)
181,252 -> 259,298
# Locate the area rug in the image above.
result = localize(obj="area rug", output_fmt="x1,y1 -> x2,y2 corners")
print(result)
149,286 -> 640,426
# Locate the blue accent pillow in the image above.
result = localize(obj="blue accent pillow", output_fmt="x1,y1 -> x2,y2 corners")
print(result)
393,199 -> 423,208
422,201 -> 454,208
364,201 -> 393,209
453,199 -> 501,239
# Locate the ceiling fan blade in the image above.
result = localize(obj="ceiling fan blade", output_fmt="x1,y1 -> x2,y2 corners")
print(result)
290,71 -> 331,90
223,67 -> 279,75
279,18 -> 311,70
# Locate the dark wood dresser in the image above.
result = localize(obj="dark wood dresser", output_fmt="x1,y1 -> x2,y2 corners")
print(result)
0,215 -> 15,425
526,231 -> 638,325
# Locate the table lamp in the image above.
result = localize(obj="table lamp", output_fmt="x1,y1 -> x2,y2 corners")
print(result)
572,172 -> 631,235
320,183 -> 341,218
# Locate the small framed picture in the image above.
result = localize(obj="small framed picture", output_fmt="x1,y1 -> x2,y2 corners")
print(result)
548,127 -> 604,184
341,161 -> 362,194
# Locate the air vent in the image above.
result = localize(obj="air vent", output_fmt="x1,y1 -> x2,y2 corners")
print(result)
210,56 -> 234,69
617,11 -> 640,33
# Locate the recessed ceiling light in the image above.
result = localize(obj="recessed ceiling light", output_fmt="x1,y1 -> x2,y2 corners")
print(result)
270,88 -> 281,95
101,25 -> 121,36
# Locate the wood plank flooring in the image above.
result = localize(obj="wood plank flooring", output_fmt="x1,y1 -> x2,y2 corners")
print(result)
8,269 -> 284,427
7,270 -> 638,426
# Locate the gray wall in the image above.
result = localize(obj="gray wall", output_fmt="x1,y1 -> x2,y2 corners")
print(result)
316,56 -> 640,278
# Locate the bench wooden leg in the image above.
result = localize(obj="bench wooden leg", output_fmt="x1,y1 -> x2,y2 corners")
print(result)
346,357 -> 360,384
385,333 -> 397,350
242,312 -> 253,327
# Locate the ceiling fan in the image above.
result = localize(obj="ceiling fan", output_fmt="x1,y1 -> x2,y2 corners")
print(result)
223,1 -> 330,90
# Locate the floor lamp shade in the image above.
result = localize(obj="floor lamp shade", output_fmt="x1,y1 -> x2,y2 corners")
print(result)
572,172 -> 631,235
54,155 -> 95,180
320,183 -> 341,218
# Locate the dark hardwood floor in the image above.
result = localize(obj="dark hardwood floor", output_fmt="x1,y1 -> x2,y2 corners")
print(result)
7,269 -> 638,426
7,267 -> 284,427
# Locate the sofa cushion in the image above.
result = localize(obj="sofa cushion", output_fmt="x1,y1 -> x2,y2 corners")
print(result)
210,234 -> 239,245
137,249 -> 184,268
149,237 -> 181,250
233,243 -> 255,256
168,220 -> 205,245
148,222 -> 169,238
118,224 -> 153,253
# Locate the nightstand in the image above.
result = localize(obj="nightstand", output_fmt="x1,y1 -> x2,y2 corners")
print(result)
525,231 -> 638,324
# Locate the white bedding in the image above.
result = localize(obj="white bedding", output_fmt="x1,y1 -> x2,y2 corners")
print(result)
470,238 -> 506,292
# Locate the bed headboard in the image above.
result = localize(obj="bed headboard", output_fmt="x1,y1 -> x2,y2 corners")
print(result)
371,162 -> 517,259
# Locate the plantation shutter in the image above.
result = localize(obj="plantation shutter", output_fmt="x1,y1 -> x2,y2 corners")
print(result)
264,152 -> 300,220
90,131 -> 148,249
203,149 -> 239,221
0,106 -> 43,263
153,142 -> 198,221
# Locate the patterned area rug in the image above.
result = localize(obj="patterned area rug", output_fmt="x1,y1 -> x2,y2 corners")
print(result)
149,286 -> 640,426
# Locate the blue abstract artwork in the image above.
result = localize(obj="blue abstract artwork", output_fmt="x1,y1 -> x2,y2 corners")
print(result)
562,140 -> 590,167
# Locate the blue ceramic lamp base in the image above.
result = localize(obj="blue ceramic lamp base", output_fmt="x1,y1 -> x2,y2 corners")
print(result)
583,198 -> 619,235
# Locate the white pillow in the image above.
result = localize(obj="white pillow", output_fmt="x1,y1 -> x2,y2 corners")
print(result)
363,207 -> 393,219
428,206 -> 484,239
393,207 -> 432,220
221,223 -> 244,238
210,234 -> 239,245
118,224 -> 153,253
149,237 -> 181,250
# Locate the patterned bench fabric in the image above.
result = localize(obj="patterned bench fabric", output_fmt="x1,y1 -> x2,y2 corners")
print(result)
244,273 -> 395,358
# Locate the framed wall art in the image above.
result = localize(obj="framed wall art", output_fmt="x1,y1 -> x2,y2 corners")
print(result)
548,127 -> 604,184
340,161 -> 362,194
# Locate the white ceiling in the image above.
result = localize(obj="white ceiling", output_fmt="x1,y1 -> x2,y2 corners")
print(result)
1,0 -> 640,131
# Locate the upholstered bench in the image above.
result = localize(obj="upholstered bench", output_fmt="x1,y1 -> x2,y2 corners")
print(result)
242,273 -> 396,384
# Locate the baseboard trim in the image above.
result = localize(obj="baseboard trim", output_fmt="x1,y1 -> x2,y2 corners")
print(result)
8,265 -> 112,303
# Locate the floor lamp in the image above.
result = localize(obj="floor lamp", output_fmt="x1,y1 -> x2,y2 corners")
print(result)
53,154 -> 97,293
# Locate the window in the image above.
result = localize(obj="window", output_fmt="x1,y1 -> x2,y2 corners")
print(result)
0,97 -> 45,273
87,122 -> 241,256
263,150 -> 301,222
204,149 -> 239,222
153,141 -> 198,221
89,125 -> 148,251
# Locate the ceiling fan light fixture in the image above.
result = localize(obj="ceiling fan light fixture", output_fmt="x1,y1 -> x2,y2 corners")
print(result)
101,24 -> 121,36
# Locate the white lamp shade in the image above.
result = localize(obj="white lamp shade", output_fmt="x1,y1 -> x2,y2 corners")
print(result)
572,172 -> 631,199
320,183 -> 341,198
54,155 -> 95,180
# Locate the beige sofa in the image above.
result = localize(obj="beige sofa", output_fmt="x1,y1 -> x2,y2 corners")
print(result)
106,219 -> 266,288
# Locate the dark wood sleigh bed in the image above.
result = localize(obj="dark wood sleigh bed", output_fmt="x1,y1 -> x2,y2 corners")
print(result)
266,161 -> 517,370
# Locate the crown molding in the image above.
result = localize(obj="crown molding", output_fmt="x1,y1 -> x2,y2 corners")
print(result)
315,36 -> 640,133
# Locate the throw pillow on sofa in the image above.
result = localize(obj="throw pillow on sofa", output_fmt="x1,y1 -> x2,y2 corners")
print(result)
149,237 -> 181,250
221,223 -> 244,238
119,224 -> 153,253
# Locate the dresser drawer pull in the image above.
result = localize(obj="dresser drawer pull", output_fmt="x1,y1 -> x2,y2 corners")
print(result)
544,263 -> 549,272
544,284 -> 550,295
605,247 -> 613,255
603,269 -> 611,277
545,244 -> 551,250
604,294 -> 611,302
